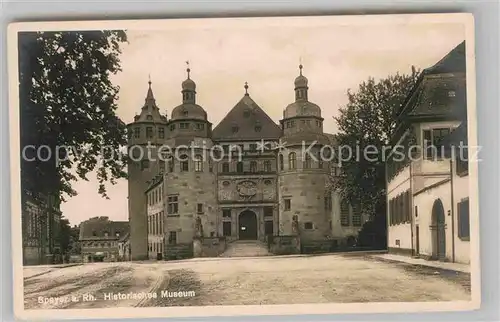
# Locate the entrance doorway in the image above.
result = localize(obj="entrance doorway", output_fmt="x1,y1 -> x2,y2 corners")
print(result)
238,210 -> 258,240
431,199 -> 446,261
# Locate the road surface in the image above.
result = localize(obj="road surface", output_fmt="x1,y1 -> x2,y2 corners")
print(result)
23,253 -> 471,309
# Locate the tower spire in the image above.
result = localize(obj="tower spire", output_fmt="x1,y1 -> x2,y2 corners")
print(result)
145,77 -> 155,105
299,57 -> 303,76
186,60 -> 191,79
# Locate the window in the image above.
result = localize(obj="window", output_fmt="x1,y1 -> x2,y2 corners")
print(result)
170,124 -> 176,131
183,111 -> 189,117
448,90 -> 456,97
415,205 -> 418,218
318,152 -> 323,168
284,199 -> 291,211
232,126 -> 239,133
167,156 -> 174,172
265,221 -> 274,236
222,209 -> 231,218
196,123 -> 204,130
288,152 -> 296,170
422,128 -> 451,159
180,123 -> 189,129
167,195 -> 179,214
456,146 -> 468,175
141,159 -> 150,170
263,160 -> 272,172
134,127 -> 140,138
290,120 -> 295,127
168,231 -> 177,245
197,203 -> 204,214
255,125 -> 262,132
264,206 -> 273,217
223,222 -> 232,236
352,204 -> 362,226
222,162 -> 229,173
180,157 -> 189,172
159,161 -> 165,173
250,161 -> 257,173
340,199 -> 350,226
324,193 -> 332,211
279,154 -> 284,171
304,222 -> 313,230
146,127 -> 153,138
208,159 -> 213,173
104,231 -> 109,237
194,155 -> 203,172
303,153 -> 311,169
250,143 -> 257,151
458,199 -> 470,240
236,162 -> 244,173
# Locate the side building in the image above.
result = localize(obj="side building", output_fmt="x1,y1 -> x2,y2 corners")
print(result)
22,191 -> 62,265
386,41 -> 471,264
79,216 -> 129,262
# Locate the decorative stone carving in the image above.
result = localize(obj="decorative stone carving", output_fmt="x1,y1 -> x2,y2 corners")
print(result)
236,180 -> 257,200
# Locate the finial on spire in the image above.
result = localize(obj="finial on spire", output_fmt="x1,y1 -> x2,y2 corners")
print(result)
148,73 -> 152,88
299,57 -> 303,76
186,60 -> 191,79
244,82 -> 249,95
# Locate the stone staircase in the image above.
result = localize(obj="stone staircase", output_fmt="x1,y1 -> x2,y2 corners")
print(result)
220,240 -> 270,258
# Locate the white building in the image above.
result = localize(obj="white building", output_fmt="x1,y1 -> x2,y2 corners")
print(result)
386,41 -> 471,264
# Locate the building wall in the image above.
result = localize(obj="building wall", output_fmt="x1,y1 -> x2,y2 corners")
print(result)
147,180 -> 165,259
329,190 -> 365,242
387,166 -> 412,252
452,163 -> 470,264
413,180 -> 452,260
163,146 -> 218,250
277,145 -> 330,241
81,241 -> 120,262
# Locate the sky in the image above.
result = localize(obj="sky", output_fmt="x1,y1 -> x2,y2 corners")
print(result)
60,16 -> 466,226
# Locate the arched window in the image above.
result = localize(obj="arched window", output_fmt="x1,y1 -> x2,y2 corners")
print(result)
340,199 -> 350,226
288,152 -> 296,170
279,154 -> 284,171
194,155 -> 203,172
237,161 -> 244,173
250,161 -> 257,172
304,153 -> 311,169
180,155 -> 189,172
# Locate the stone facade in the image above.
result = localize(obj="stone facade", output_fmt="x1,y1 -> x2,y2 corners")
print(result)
129,65 -> 367,260
22,191 -> 62,265
79,217 -> 129,263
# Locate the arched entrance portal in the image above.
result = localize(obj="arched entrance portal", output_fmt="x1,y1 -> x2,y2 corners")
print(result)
239,210 -> 258,240
431,199 -> 446,261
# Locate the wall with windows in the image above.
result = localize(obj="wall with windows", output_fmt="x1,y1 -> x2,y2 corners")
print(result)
387,165 -> 412,253
452,157 -> 470,264
328,191 -> 365,243
277,145 -> 330,241
162,145 -> 217,249
147,180 -> 165,259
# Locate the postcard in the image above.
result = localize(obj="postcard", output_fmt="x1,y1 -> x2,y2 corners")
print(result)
8,13 -> 480,320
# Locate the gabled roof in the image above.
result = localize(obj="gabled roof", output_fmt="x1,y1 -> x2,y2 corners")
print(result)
212,95 -> 282,141
79,217 -> 129,241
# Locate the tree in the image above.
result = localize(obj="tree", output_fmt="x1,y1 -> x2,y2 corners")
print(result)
59,217 -> 72,255
332,68 -> 420,244
19,31 -> 128,201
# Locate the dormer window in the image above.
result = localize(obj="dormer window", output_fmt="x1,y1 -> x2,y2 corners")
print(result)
147,115 -> 153,121
232,126 -> 239,133
255,125 -> 261,132
92,231 -> 97,237
134,127 -> 140,138
183,111 -> 189,117
243,110 -> 250,118
104,231 -> 109,237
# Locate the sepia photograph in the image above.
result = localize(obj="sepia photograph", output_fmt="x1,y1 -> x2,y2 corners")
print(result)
8,13 -> 479,319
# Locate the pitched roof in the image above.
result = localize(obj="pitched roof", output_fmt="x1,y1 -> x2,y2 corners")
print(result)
424,41 -> 466,75
79,217 -> 129,241
212,95 -> 282,141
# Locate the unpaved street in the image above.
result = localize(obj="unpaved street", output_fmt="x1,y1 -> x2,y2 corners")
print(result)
23,254 -> 471,309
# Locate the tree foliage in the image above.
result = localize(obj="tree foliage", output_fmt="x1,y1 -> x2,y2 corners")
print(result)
333,69 -> 420,219
19,30 -> 128,201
